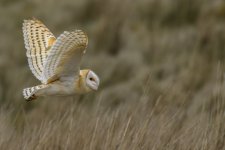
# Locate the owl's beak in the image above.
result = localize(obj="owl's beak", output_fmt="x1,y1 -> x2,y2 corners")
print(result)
92,85 -> 98,91
91,82 -> 99,91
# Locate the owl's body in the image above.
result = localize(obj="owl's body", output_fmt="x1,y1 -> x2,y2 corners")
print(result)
22,18 -> 100,101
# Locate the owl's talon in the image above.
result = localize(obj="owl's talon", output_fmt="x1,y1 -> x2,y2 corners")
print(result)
26,95 -> 37,101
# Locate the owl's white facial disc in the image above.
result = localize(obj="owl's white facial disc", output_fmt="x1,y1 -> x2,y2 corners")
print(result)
86,70 -> 100,91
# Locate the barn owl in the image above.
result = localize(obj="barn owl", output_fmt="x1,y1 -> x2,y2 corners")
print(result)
22,18 -> 100,101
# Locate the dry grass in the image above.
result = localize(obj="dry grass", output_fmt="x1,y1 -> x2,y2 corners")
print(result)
0,85 -> 225,149
0,0 -> 225,149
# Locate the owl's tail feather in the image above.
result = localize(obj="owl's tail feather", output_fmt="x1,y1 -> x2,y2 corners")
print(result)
23,84 -> 48,101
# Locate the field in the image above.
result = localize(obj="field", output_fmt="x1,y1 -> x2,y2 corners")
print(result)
0,0 -> 225,149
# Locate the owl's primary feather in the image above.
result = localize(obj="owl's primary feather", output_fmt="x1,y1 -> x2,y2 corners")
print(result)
22,18 -> 56,82
42,30 -> 88,84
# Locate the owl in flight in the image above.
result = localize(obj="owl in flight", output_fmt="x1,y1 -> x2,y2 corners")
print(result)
22,18 -> 100,101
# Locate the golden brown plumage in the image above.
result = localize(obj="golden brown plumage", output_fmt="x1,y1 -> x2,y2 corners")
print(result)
74,70 -> 93,94
23,18 -> 56,81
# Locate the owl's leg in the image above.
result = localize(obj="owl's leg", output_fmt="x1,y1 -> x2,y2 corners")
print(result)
23,84 -> 49,101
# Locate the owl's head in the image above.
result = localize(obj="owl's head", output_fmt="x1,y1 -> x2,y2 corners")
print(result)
84,70 -> 100,91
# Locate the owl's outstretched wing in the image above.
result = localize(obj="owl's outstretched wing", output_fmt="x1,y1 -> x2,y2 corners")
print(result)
23,18 -> 56,82
42,30 -> 88,84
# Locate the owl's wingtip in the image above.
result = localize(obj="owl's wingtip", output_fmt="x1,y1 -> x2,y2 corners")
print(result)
23,17 -> 41,24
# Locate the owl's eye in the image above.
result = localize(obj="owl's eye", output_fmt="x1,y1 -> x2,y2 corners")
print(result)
89,77 -> 95,81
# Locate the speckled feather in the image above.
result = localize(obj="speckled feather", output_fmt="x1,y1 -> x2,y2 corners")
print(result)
22,18 -> 56,82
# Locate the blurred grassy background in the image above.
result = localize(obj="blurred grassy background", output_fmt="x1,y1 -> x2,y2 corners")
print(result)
0,0 -> 225,149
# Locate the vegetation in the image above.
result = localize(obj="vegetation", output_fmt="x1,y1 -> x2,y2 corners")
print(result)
0,0 -> 225,149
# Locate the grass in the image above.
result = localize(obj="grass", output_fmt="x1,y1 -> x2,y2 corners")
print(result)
0,85 -> 225,149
